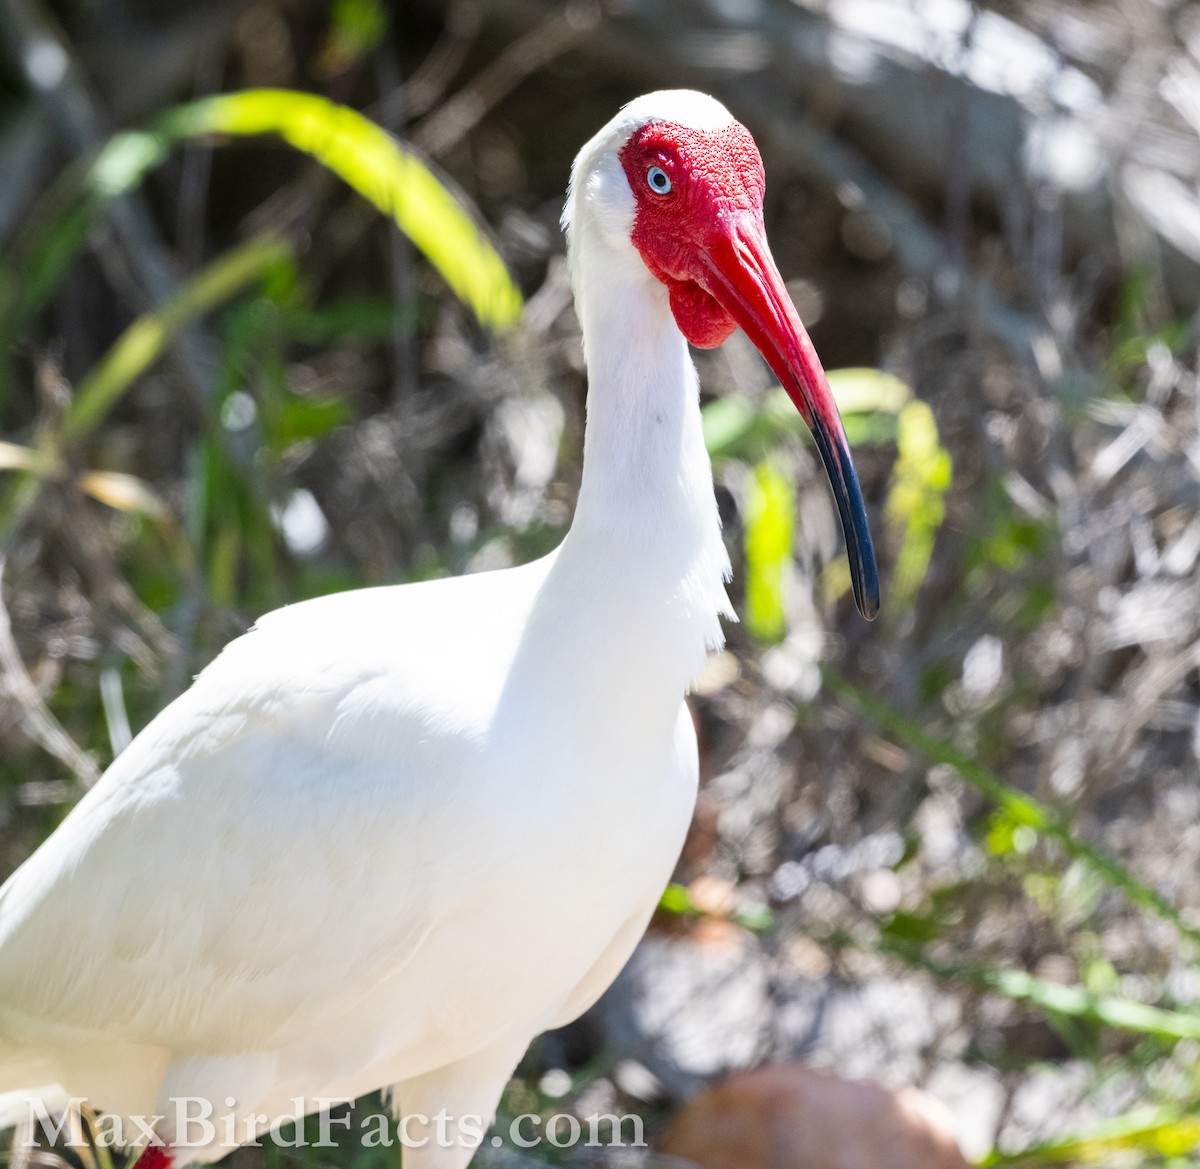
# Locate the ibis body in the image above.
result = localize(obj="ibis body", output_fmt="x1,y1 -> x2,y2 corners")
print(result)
0,91 -> 876,1169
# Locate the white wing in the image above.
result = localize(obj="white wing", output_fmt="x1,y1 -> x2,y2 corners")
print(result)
0,556 -> 551,1056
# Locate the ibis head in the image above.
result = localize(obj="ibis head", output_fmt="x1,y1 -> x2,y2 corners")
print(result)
567,91 -> 880,620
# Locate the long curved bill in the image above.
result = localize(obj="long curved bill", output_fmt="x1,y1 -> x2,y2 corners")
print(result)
698,214 -> 880,620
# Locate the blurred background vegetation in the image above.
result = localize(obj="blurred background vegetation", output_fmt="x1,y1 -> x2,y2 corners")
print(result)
2,0 -> 1200,1165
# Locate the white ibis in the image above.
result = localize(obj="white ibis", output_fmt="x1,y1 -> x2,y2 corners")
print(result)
0,91 -> 877,1169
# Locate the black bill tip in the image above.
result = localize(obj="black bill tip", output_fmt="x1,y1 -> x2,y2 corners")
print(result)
810,423 -> 880,621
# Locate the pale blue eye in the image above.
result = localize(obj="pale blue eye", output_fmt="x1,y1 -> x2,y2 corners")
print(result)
646,166 -> 672,194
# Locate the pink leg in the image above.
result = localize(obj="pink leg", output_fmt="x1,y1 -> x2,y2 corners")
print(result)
129,1145 -> 173,1169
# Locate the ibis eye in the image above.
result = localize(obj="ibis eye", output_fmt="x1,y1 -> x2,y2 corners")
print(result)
646,166 -> 672,195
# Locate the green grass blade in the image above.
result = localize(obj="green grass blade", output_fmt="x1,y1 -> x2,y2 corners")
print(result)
701,370 -> 909,461
703,369 -> 951,612
159,89 -> 522,331
658,882 -> 773,933
701,390 -> 798,460
66,235 -> 290,442
878,935 -> 1200,1041
825,367 -> 911,414
826,670 -> 1200,953
886,398 -> 951,605
980,1105 -> 1200,1166
6,89 -> 520,355
744,458 -> 794,642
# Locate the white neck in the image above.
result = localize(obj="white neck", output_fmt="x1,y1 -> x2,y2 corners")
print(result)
555,218 -> 733,687
489,119 -> 737,767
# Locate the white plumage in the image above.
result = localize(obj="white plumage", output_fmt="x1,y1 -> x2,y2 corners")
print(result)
0,90 -> 876,1169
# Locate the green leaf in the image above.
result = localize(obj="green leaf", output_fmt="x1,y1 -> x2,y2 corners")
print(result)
826,670 -> 1200,955
743,459 -> 795,643
159,89 -> 522,331
66,235 -> 290,442
269,393 -> 353,449
981,1106 -> 1200,1166
880,935 -> 1200,1043
825,367 -> 911,415
89,130 -> 174,197
701,391 -> 798,461
7,89 -> 521,348
319,0 -> 388,75
841,412 -> 899,447
880,910 -> 943,943
885,399 -> 952,605
702,368 -> 951,611
286,297 -> 415,345
984,809 -> 1038,856
657,882 -> 773,933
702,370 -> 916,461
732,902 -> 774,932
658,882 -> 699,917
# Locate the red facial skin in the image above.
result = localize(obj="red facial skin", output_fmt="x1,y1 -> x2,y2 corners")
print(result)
619,121 -> 763,348
618,118 -> 881,621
